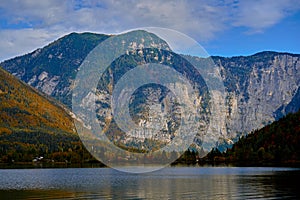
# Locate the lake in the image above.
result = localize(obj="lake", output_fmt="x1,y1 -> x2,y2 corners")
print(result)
0,167 -> 299,199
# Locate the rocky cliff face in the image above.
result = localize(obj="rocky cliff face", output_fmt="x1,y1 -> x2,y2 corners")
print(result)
214,52 -> 300,140
1,32 -> 299,151
91,46 -> 209,151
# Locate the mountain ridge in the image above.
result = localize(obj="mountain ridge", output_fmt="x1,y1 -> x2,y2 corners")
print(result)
1,31 -> 299,153
212,51 -> 300,59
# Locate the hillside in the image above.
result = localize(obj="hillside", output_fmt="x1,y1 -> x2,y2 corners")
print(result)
0,67 -> 74,134
0,67 -> 94,164
204,109 -> 300,165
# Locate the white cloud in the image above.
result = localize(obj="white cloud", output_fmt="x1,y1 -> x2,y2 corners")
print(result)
232,0 -> 300,32
0,29 -> 66,61
0,0 -> 299,60
0,0 -> 68,26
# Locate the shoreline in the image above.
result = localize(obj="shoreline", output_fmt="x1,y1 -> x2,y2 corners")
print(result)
1,161 -> 299,169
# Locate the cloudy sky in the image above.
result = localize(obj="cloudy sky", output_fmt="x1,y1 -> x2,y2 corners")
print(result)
0,0 -> 300,61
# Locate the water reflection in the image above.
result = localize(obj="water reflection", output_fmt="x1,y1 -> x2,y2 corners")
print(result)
0,167 -> 299,199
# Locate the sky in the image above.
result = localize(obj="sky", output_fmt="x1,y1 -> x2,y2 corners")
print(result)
0,0 -> 300,61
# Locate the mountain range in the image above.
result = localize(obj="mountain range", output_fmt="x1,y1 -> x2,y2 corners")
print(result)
0,31 -> 299,160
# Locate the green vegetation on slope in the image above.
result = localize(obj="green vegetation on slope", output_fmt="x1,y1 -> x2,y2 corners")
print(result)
204,109 -> 300,166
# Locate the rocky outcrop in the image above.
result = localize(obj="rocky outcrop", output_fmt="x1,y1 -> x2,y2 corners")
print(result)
214,52 -> 300,143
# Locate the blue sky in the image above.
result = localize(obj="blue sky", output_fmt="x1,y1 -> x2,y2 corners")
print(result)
0,0 -> 300,61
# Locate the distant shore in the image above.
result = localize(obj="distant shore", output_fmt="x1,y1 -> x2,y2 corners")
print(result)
1,160 -> 299,169
0,161 -> 106,169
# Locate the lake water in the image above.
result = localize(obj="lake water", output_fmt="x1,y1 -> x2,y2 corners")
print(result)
0,167 -> 299,199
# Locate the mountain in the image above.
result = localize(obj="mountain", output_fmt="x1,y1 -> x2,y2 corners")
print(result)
1,31 -> 300,153
0,67 -> 94,163
1,32 -> 110,108
213,51 -> 300,148
204,108 -> 300,165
